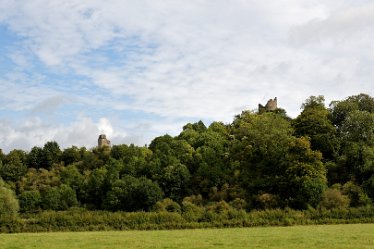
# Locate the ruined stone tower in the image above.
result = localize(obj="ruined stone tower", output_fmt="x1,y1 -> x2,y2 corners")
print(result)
98,134 -> 111,148
258,97 -> 278,113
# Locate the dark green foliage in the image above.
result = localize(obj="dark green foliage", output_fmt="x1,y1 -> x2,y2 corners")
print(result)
104,175 -> 163,211
0,150 -> 27,182
42,141 -> 62,169
18,190 -> 42,213
342,181 -> 371,207
61,146 -> 82,166
41,185 -> 78,211
293,96 -> 338,160
60,165 -> 83,191
159,162 -> 190,201
231,111 -> 326,209
81,167 -> 108,209
26,146 -> 44,169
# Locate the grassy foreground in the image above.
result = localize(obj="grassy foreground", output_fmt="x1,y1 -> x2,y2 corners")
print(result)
0,224 -> 373,249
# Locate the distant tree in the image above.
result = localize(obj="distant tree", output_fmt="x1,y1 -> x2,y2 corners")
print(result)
61,146 -> 82,166
81,167 -> 108,209
60,165 -> 84,192
0,150 -> 27,182
0,180 -> 19,217
331,96 -> 374,185
42,141 -> 62,169
17,168 -> 60,193
293,96 -> 339,160
26,146 -> 44,169
104,175 -> 163,211
330,93 -> 374,129
18,190 -> 42,213
231,111 -> 326,209
159,162 -> 191,201
41,184 -> 78,210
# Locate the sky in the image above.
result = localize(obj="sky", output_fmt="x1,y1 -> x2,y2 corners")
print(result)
0,0 -> 373,153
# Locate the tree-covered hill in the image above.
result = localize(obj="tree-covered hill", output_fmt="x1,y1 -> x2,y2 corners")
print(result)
0,93 -> 373,214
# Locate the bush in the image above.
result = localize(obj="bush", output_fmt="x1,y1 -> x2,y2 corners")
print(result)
0,180 -> 19,218
342,181 -> 372,207
229,198 -> 247,210
104,175 -> 163,211
41,185 -> 78,210
181,197 -> 205,222
319,188 -> 350,209
256,193 -> 280,209
206,200 -> 230,214
153,198 -> 181,213
18,190 -> 42,213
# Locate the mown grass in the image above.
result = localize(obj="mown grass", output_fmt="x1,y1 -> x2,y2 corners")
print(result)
0,224 -> 373,249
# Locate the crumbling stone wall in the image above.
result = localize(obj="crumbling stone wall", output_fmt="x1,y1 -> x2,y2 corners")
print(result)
98,134 -> 111,148
259,97 -> 278,113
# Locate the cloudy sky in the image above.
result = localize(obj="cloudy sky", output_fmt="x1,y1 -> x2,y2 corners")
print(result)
0,0 -> 373,152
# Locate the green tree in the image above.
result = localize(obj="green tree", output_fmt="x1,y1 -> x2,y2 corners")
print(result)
104,175 -> 163,211
18,190 -> 42,213
61,146 -> 82,166
330,93 -> 374,129
60,165 -> 84,192
0,180 -> 19,217
41,184 -> 78,210
26,146 -> 44,169
231,111 -> 326,209
293,96 -> 338,160
42,141 -> 62,169
81,167 -> 108,209
159,162 -> 191,201
0,150 -> 27,182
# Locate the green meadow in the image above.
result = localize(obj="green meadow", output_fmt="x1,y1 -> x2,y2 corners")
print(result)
1,224 -> 373,249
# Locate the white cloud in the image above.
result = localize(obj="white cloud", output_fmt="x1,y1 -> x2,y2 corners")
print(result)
0,0 -> 373,152
0,116 -> 129,153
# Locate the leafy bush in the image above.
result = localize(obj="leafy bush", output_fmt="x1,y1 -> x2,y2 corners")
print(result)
18,190 -> 42,213
342,182 -> 372,207
319,188 -> 350,209
256,193 -> 280,209
0,180 -> 19,218
153,198 -> 181,213
41,185 -> 78,210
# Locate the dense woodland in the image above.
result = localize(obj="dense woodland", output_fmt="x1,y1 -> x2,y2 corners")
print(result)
1,93 -> 374,217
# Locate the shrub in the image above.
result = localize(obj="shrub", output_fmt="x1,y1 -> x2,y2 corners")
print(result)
181,197 -> 204,222
342,181 -> 372,207
229,198 -> 247,210
41,185 -> 78,210
0,180 -> 19,218
153,198 -> 181,213
319,188 -> 350,209
18,190 -> 42,213
206,200 -> 230,214
256,193 -> 280,209
104,175 -> 163,211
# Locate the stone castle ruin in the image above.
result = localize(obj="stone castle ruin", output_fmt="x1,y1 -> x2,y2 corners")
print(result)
258,97 -> 278,113
98,134 -> 111,148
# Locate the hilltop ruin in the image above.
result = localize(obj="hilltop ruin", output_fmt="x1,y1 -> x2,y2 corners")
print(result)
258,97 -> 277,113
98,134 -> 111,148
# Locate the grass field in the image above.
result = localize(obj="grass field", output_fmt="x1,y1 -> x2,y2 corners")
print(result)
0,224 -> 373,249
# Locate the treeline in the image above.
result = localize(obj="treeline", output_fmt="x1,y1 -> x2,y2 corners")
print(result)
0,93 -> 373,218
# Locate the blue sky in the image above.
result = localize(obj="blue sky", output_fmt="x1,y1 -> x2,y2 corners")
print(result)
0,0 -> 373,152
